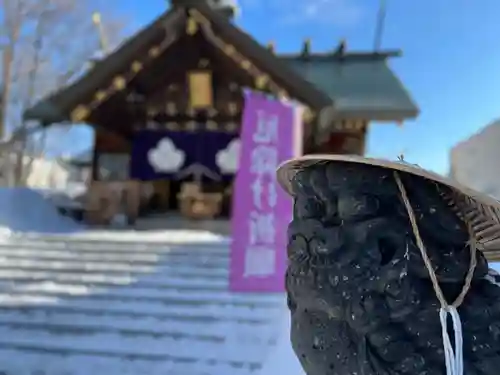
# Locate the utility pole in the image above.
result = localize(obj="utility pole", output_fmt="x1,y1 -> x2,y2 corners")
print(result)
373,0 -> 387,51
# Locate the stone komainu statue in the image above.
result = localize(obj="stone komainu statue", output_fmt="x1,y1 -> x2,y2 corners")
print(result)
276,155 -> 500,375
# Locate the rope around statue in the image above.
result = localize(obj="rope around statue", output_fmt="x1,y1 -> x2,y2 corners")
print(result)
394,171 -> 477,375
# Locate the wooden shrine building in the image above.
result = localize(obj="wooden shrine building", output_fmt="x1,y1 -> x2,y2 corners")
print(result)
23,0 -> 419,224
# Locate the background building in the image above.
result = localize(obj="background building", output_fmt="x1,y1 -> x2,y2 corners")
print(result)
450,119 -> 500,199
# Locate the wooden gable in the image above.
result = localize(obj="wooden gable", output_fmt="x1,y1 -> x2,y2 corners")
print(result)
23,1 -> 328,130
23,8 -> 187,127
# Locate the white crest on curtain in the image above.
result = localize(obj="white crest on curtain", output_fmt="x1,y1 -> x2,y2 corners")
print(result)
216,138 -> 240,173
148,137 -> 185,172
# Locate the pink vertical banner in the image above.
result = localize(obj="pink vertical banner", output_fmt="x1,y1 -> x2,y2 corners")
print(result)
229,91 -> 303,292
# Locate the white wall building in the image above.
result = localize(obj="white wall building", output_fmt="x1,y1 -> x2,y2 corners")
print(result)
449,119 -> 500,199
0,153 -> 87,191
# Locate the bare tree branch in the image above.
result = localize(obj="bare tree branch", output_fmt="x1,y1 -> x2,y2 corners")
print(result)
0,0 -> 126,185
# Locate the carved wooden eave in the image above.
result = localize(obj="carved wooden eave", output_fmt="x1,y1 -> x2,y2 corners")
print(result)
187,8 -> 315,125
188,10 -> 284,93
25,1 -> 331,144
23,9 -> 187,127
312,114 -> 369,145
188,0 -> 329,105
332,119 -> 367,132
70,33 -> 180,123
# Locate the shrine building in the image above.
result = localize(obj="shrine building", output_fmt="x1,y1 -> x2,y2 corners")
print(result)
23,0 -> 419,224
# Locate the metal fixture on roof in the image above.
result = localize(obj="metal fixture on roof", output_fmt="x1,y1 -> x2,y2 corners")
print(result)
373,0 -> 387,51
334,39 -> 346,56
207,0 -> 240,18
207,0 -> 238,9
301,38 -> 311,57
92,12 -> 109,55
88,11 -> 109,67
170,0 -> 239,17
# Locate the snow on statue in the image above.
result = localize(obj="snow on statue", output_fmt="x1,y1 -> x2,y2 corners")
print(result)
276,154 -> 500,375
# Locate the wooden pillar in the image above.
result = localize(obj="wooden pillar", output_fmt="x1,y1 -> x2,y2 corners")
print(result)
312,119 -> 367,155
152,180 -> 171,210
91,132 -> 99,181
359,125 -> 368,155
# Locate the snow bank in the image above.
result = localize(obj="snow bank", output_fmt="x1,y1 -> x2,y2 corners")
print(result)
0,187 -> 82,235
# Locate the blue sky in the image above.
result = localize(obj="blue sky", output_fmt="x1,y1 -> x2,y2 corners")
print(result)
87,0 -> 500,174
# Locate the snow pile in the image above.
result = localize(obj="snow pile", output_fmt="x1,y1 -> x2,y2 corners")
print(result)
26,157 -> 71,190
37,189 -> 83,210
0,187 -> 82,234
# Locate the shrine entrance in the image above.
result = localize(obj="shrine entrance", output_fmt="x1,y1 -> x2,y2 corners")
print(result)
130,129 -> 238,220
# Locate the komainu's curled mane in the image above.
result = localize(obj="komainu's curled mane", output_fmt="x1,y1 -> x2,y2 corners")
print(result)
286,161 -> 500,375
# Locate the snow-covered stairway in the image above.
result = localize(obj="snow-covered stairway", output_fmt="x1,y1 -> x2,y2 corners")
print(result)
0,235 -> 286,375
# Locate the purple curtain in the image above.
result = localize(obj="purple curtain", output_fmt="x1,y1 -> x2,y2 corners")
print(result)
130,129 -> 237,181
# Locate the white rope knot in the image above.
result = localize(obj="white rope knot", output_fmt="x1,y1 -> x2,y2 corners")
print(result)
439,306 -> 464,375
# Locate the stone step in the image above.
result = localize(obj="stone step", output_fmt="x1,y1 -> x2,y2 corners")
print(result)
0,325 -> 272,364
0,347 -> 259,375
0,247 -> 228,265
0,288 -> 282,309
0,234 -> 284,375
0,242 -> 229,257
0,309 -> 277,342
0,292 -> 277,320
0,340 -> 262,369
0,276 -> 228,292
0,304 -> 271,325
9,234 -> 230,249
0,257 -> 229,277
0,270 -> 229,288
0,280 -> 282,305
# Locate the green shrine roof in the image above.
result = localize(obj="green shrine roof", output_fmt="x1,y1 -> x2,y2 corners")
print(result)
279,54 -> 419,121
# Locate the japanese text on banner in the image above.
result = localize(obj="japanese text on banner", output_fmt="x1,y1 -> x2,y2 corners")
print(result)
244,110 -> 279,277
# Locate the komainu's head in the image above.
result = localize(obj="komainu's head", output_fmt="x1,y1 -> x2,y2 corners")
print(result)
285,161 -> 500,375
